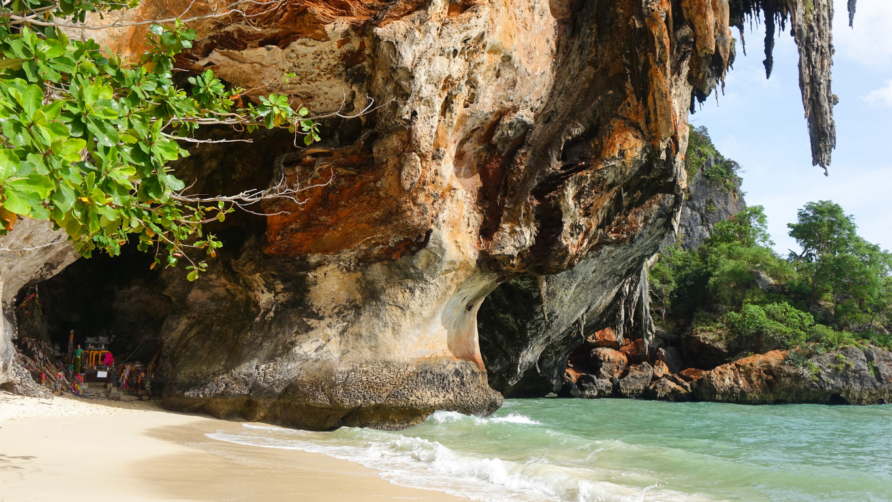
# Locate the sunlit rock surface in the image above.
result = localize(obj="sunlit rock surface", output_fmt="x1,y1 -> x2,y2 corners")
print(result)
2,0 -> 846,428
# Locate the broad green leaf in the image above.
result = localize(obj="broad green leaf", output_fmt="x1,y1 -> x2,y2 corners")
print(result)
52,184 -> 77,212
61,138 -> 86,161
161,173 -> 185,191
21,85 -> 42,119
91,187 -> 107,205
153,141 -> 180,161
8,174 -> 54,198
22,60 -> 38,81
0,58 -> 27,70
0,150 -> 21,180
1,188 -> 31,215
86,119 -> 119,147
43,43 -> 67,60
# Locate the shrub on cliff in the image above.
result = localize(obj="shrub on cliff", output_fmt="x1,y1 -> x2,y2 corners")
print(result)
0,2 -> 320,280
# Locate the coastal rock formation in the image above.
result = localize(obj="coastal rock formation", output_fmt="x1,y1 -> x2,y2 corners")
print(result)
561,345 -> 892,405
483,126 -> 745,396
672,134 -> 744,250
2,0 -> 848,428
112,0 -> 729,428
0,219 -> 78,396
692,348 -> 892,404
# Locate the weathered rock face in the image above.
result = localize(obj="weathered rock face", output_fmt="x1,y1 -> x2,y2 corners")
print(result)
692,348 -> 892,405
134,0 -> 731,429
674,162 -> 744,250
0,219 -> 78,396
76,0 -> 714,426
3,0 -> 845,427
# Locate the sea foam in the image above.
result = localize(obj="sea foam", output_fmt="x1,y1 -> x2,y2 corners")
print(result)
208,412 -> 709,502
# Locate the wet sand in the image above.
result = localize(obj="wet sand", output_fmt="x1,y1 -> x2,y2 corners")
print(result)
0,392 -> 468,501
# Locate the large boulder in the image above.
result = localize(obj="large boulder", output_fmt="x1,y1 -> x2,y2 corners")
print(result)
645,376 -> 692,401
589,348 -> 628,380
565,373 -> 614,399
618,362 -> 654,398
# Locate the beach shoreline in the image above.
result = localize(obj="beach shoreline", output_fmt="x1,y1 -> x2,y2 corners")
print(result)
0,391 -> 468,502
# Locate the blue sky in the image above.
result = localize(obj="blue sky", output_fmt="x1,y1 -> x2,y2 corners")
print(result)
692,0 -> 891,255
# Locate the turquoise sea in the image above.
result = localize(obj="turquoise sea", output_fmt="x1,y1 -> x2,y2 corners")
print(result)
208,399 -> 892,502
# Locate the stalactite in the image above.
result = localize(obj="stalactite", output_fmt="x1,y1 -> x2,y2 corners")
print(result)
638,263 -> 656,353
847,0 -> 857,27
614,280 -> 631,347
763,5 -> 776,78
792,0 -> 836,172
727,0 -> 841,169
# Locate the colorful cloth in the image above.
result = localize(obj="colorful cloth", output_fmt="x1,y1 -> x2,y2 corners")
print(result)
120,365 -> 131,394
70,374 -> 83,396
54,373 -> 63,395
102,352 -> 114,367
73,355 -> 82,375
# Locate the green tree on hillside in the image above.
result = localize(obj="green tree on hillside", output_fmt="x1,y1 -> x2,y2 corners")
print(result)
787,201 -> 860,312
651,199 -> 892,353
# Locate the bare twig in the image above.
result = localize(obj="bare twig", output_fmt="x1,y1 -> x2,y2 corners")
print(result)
0,240 -> 68,253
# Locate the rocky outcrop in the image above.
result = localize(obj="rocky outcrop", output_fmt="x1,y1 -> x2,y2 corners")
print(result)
563,345 -> 892,405
618,362 -> 655,398
121,0 -> 727,429
0,219 -> 78,395
673,139 -> 744,250
2,0 -> 847,428
692,348 -> 892,404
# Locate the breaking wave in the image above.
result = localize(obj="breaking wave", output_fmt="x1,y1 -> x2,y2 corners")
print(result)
208,410 -> 707,502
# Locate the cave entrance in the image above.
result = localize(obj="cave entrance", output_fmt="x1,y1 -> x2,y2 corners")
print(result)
12,243 -> 169,400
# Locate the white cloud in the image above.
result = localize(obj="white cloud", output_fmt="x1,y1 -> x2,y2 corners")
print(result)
863,80 -> 892,107
833,0 -> 892,67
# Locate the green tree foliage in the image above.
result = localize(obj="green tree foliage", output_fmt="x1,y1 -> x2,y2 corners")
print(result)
0,2 -> 320,280
650,201 -> 892,352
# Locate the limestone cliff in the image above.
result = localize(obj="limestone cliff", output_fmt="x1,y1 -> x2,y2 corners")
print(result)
480,124 -> 745,397
1,0 -> 846,428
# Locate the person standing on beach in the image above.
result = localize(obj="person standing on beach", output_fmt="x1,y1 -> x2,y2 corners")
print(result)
74,345 -> 83,375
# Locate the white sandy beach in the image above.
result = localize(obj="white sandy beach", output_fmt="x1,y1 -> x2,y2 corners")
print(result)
0,391 -> 469,502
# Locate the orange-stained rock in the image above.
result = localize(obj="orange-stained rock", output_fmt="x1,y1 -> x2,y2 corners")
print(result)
55,0 -> 825,427
678,368 -> 707,383
645,377 -> 692,401
591,348 -> 628,380
619,363 -> 654,398
588,328 -> 621,350
653,360 -> 670,379
692,348 -> 892,405
564,367 -> 582,385
620,339 -> 647,366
